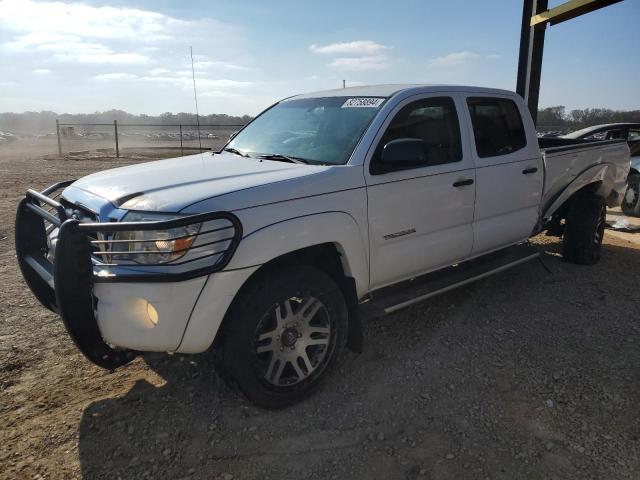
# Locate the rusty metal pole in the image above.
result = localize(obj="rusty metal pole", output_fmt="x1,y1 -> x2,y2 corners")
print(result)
114,120 -> 120,158
56,119 -> 62,157
179,124 -> 184,156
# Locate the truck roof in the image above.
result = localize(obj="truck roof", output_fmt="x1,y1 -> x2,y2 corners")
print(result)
290,84 -> 517,100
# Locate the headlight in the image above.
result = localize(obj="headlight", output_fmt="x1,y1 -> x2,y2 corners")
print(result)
110,212 -> 201,264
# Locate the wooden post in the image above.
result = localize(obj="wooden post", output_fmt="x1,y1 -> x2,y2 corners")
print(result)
114,120 -> 120,158
179,124 -> 184,156
56,119 -> 62,157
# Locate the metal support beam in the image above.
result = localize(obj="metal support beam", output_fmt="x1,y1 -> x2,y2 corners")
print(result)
530,0 -> 623,26
517,0 -> 624,125
516,0 -> 548,125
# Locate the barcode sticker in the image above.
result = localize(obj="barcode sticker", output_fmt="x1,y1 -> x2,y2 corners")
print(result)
342,98 -> 384,108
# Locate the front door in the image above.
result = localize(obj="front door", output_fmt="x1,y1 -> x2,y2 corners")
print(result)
365,94 -> 476,289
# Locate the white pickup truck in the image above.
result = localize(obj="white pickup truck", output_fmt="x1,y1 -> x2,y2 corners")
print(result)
16,85 -> 630,407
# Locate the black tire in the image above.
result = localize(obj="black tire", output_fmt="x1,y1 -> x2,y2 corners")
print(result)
220,265 -> 348,408
563,191 -> 606,265
621,174 -> 640,217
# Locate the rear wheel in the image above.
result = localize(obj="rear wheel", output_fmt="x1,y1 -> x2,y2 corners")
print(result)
221,265 -> 347,408
563,191 -> 606,265
622,174 -> 640,217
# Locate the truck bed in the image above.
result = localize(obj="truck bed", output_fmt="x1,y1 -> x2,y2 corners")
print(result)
539,138 -> 630,217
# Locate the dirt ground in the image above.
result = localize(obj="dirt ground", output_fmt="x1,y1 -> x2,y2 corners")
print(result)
1,146 -> 639,480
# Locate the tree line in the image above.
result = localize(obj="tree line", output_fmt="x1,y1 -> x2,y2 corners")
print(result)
1,107 -> 639,135
0,110 -> 253,134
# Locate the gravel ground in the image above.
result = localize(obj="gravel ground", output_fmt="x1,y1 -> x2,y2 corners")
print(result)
1,148 -> 639,479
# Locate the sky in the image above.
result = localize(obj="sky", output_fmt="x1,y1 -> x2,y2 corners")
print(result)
0,0 -> 638,116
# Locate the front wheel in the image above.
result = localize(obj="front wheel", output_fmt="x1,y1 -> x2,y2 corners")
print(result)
563,191 -> 606,265
220,265 -> 348,408
622,174 -> 640,217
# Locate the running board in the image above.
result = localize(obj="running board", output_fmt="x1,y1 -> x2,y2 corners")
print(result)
361,244 -> 540,316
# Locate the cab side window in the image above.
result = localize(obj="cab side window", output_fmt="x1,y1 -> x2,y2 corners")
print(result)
467,97 -> 527,158
371,97 -> 462,174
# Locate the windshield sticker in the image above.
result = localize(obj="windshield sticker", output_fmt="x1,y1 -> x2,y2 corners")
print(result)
342,98 -> 384,108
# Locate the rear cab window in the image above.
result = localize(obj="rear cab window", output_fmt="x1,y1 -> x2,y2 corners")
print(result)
467,97 -> 527,158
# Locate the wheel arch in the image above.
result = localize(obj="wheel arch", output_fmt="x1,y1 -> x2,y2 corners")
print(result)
543,164 -> 612,221
214,242 -> 363,353
226,211 -> 370,297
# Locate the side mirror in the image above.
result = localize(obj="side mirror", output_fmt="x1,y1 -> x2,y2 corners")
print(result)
378,138 -> 427,172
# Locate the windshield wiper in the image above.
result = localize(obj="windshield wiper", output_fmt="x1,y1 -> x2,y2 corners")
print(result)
256,153 -> 309,164
223,147 -> 251,157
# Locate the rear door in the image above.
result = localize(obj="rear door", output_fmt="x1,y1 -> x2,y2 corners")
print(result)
365,94 -> 476,289
463,95 -> 543,255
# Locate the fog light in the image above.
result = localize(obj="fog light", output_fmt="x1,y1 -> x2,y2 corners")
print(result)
146,301 -> 159,326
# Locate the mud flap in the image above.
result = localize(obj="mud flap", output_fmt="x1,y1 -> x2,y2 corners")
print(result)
342,276 -> 363,354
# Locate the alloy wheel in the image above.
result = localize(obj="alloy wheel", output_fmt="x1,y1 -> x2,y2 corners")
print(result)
253,295 -> 332,387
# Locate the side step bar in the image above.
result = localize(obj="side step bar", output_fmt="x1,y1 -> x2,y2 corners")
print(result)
362,244 -> 540,316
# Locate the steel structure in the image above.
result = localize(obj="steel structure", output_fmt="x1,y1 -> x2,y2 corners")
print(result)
516,0 -> 624,124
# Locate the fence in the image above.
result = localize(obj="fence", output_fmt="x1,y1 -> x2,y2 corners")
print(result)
55,120 -> 246,157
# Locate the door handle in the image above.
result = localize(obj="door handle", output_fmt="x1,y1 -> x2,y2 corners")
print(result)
452,179 -> 474,187
522,167 -> 538,175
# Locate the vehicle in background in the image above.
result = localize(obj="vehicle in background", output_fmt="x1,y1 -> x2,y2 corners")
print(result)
563,123 -> 640,156
0,130 -> 17,143
537,130 -> 568,138
15,85 -> 630,408
564,123 -> 640,216
622,155 -> 640,216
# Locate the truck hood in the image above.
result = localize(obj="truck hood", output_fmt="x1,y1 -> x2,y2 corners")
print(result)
65,152 -> 335,212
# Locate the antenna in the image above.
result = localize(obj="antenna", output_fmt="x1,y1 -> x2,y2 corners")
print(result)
189,46 -> 203,152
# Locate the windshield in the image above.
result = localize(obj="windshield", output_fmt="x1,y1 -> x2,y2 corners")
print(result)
226,96 -> 386,165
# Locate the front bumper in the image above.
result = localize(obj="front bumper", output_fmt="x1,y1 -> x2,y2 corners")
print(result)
15,181 -> 242,369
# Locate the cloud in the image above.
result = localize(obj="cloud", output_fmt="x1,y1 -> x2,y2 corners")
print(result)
54,52 -> 150,64
93,73 -> 138,81
91,70 -> 252,90
191,60 -> 249,71
0,0 -> 265,115
429,51 -> 480,68
33,68 -> 50,75
0,0 -> 243,67
429,51 -> 501,68
139,76 -> 252,89
148,68 -> 171,76
310,40 -> 390,56
310,39 -> 394,72
327,56 -> 392,72
0,0 -> 172,42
